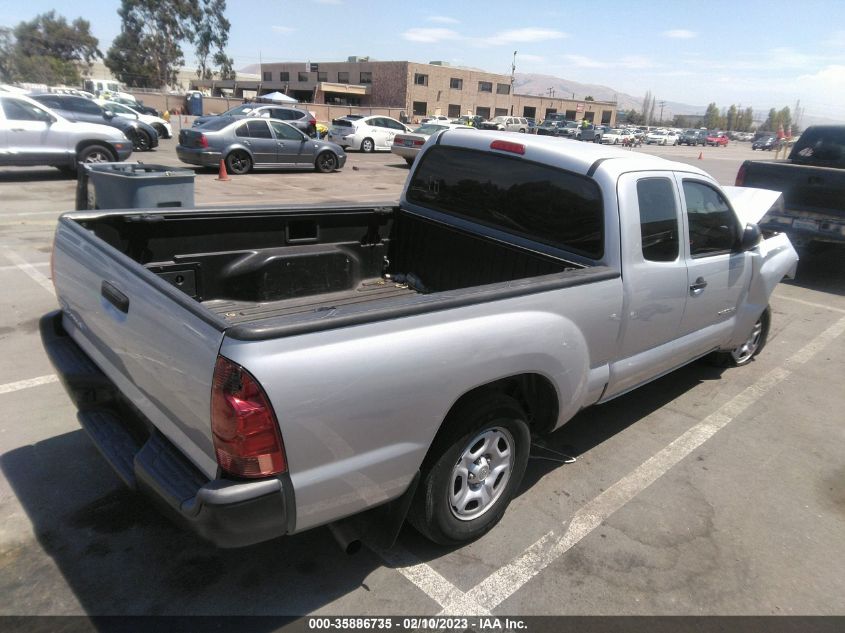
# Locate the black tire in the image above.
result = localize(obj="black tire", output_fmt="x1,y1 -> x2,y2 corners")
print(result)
360,137 -> 375,153
408,392 -> 530,545
405,157 -> 415,166
709,306 -> 771,367
225,150 -> 252,175
153,123 -> 169,139
77,144 -> 115,164
315,151 -> 338,173
133,129 -> 152,152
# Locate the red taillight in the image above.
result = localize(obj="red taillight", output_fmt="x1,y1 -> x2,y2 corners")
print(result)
199,134 -> 209,148
393,136 -> 403,144
211,356 -> 287,478
735,163 -> 746,186
490,140 -> 525,155
413,139 -> 425,146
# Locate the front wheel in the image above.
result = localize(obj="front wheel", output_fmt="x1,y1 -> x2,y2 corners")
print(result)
408,392 -> 530,545
315,151 -> 338,173
710,307 -> 771,367
133,129 -> 152,152
78,144 -> 115,164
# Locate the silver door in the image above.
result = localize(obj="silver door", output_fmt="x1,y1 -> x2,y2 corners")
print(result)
676,176 -> 750,353
237,119 -> 277,165
269,120 -> 311,166
606,172 -> 690,398
0,97 -> 67,165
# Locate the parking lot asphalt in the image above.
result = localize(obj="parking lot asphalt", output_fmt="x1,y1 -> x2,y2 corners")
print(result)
1,136 -> 844,618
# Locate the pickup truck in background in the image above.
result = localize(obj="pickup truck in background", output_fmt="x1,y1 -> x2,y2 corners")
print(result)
736,125 -> 845,250
42,132 -> 798,550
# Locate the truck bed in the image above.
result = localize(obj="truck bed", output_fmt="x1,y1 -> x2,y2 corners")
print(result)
72,203 -> 601,338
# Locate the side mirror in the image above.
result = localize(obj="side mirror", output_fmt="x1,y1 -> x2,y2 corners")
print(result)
104,110 -> 115,119
740,223 -> 762,251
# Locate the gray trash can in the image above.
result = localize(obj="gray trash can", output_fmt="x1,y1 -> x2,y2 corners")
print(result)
76,162 -> 195,210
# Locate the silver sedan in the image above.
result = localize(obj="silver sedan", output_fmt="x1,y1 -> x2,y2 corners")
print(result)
177,117 -> 346,175
390,123 -> 475,165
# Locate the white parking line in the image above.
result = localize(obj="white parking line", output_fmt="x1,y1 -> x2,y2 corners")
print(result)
3,252 -> 54,294
433,314 -> 845,614
0,211 -> 60,219
774,292 -> 845,314
0,261 -> 49,272
0,374 -> 59,395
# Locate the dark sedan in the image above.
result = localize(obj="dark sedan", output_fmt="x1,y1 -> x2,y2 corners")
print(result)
30,94 -> 159,152
177,117 -> 346,175
752,135 -> 778,150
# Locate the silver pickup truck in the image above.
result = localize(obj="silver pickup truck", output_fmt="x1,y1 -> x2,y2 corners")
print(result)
41,131 -> 798,549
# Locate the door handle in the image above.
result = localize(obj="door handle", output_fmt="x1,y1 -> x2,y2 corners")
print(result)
11,128 -> 25,132
101,280 -> 130,313
243,140 -> 251,146
689,277 -> 708,295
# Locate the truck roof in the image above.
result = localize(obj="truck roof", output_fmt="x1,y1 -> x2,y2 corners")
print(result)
434,129 -> 711,180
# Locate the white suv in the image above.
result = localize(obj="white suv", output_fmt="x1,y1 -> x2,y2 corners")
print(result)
0,94 -> 133,172
480,116 -> 529,132
328,115 -> 412,152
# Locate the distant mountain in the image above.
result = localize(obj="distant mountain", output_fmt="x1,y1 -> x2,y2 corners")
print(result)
513,73 -> 704,120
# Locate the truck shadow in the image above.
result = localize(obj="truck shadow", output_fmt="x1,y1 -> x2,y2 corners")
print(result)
1,431 -> 385,618
786,245 -> 845,297
0,168 -> 74,182
519,360 -> 727,493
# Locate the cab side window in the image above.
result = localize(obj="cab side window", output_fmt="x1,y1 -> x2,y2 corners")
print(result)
270,121 -> 302,140
2,99 -> 51,121
637,178 -> 679,262
682,180 -> 740,257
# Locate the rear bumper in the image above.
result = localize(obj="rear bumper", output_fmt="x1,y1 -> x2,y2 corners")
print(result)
176,146 -> 222,167
39,310 -> 293,547
761,212 -> 845,245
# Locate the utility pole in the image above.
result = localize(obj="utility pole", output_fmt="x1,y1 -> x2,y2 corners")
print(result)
510,50 -> 517,115
658,100 -> 666,123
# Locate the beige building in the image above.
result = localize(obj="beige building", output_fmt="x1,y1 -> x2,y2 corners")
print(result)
195,58 -> 617,125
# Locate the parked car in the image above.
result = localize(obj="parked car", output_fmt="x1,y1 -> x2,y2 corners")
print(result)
536,120 -> 567,137
455,115 -> 485,127
327,115 -> 411,152
646,130 -> 671,145
99,99 -> 172,139
104,95 -> 159,117
579,124 -> 607,143
42,131 -> 798,549
30,93 -> 158,152
737,125 -> 845,250
558,121 -> 582,139
421,115 -> 450,124
680,129 -> 708,146
177,117 -> 346,175
479,116 -> 529,132
707,132 -> 729,147
751,135 -> 777,151
601,128 -> 631,145
390,123 -> 475,165
193,104 -> 317,137
0,94 -> 132,171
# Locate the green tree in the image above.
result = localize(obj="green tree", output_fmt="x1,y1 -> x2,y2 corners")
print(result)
0,28 -> 14,82
5,11 -> 100,85
193,0 -> 232,80
106,0 -> 199,88
702,102 -> 721,129
726,104 -> 737,131
624,109 -> 643,125
584,95 -> 594,101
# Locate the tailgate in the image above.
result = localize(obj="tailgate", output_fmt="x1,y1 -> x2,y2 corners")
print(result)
743,162 -> 845,218
52,215 -> 226,478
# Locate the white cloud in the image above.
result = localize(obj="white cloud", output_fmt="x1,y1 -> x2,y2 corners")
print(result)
619,56 -> 656,69
663,29 -> 696,39
426,16 -> 459,24
271,26 -> 296,34
561,55 -> 607,69
517,53 -> 546,64
488,28 -> 567,45
403,28 -> 461,43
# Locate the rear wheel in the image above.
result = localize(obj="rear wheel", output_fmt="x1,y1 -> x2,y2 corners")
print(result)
360,137 -> 375,153
408,392 -> 530,545
78,144 -> 115,164
405,157 -> 415,166
315,151 -> 338,173
225,150 -> 252,175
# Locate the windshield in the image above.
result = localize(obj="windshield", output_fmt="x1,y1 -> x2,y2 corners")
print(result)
413,124 -> 449,134
224,104 -> 259,116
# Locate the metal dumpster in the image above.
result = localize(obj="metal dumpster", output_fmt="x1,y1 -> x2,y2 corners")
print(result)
76,162 -> 195,210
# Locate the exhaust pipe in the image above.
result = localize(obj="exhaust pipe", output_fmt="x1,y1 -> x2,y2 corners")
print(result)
328,521 -> 362,555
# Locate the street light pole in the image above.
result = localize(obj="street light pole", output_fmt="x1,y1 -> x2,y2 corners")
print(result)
510,50 -> 517,116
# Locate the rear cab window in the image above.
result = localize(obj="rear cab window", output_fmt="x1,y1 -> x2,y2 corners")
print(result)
407,145 -> 604,259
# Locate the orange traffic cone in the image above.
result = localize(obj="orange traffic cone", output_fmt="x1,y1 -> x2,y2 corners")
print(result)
698,151 -> 703,160
216,159 -> 230,181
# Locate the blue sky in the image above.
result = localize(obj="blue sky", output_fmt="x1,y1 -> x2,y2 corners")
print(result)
2,0 -> 844,121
